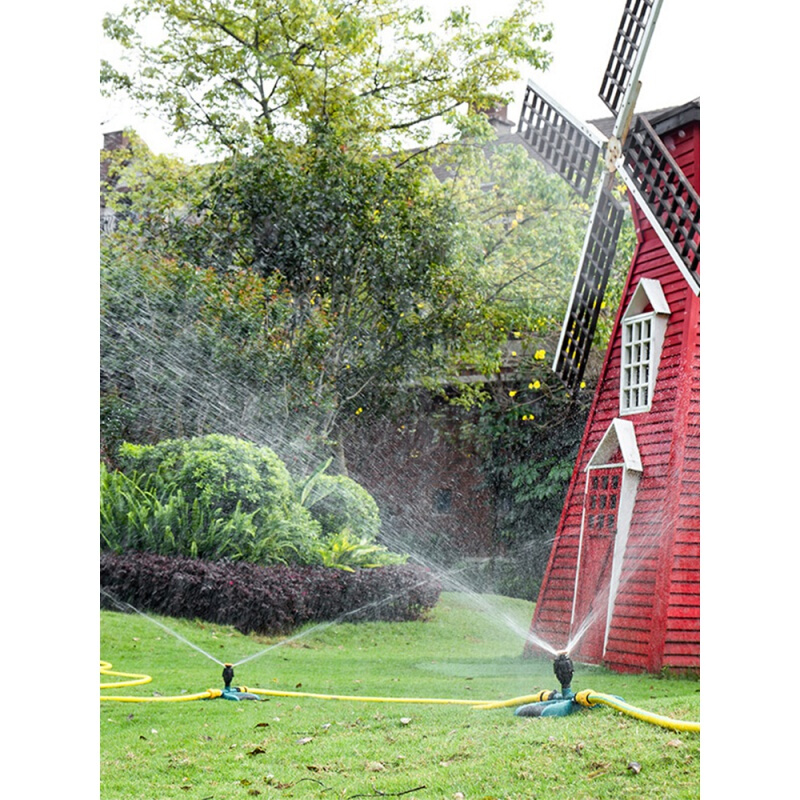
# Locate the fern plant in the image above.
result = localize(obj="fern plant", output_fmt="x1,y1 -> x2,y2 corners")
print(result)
316,529 -> 407,572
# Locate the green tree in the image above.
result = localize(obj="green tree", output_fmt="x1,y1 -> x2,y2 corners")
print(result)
101,0 -> 552,152
101,133 -> 498,458
430,136 -> 635,597
100,225 -> 328,462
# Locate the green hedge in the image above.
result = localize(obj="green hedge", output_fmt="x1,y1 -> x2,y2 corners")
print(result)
101,552 -> 441,635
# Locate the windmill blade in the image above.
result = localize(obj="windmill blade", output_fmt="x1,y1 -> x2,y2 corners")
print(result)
517,81 -> 605,200
618,115 -> 700,292
599,0 -> 664,122
554,182 -> 626,394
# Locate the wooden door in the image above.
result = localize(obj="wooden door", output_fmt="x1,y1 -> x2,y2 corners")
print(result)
571,466 -> 622,662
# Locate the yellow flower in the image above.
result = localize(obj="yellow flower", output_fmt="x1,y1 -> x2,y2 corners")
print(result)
534,349 -> 546,360
580,381 -> 586,389
511,350 -> 517,356
508,390 -> 517,397
529,380 -> 541,390
355,407 -> 363,415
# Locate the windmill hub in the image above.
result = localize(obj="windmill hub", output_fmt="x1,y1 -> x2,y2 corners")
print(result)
605,136 -> 622,173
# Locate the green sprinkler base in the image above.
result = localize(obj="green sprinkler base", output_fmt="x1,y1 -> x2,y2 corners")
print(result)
221,686 -> 261,701
514,689 -> 581,718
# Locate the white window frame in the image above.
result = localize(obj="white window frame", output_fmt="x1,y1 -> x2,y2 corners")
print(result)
619,279 -> 671,416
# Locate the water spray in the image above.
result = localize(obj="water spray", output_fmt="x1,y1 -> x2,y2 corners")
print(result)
101,587 -> 697,729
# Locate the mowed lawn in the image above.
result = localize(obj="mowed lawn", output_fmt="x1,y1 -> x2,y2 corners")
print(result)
100,592 -> 700,799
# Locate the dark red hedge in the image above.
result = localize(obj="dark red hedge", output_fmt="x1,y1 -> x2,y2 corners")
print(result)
100,552 -> 441,635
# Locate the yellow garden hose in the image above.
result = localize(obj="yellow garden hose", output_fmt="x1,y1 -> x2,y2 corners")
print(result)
575,689 -> 700,733
99,660 -> 153,690
472,690 -> 556,710
100,660 -> 218,702
99,660 -> 495,705
100,689 -> 222,702
235,686 -> 549,708
99,662 -> 699,731
99,660 -> 507,705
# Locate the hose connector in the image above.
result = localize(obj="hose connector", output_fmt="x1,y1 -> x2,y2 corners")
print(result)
574,689 -> 598,708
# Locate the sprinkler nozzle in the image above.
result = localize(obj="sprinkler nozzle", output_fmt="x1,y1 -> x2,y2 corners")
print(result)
218,664 -> 260,701
553,653 -> 574,694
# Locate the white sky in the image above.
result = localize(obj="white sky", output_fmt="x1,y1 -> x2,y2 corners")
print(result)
99,0 -> 702,158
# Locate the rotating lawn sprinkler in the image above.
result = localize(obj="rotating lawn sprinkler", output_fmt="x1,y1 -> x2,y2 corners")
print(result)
553,652 -> 574,694
219,663 -> 260,701
514,652 -> 582,718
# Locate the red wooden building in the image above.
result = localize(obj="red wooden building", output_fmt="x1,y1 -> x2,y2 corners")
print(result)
523,100 -> 700,673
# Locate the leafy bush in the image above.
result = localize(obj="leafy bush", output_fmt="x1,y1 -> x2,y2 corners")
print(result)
102,435 -> 322,565
304,472 -> 382,541
100,552 -> 441,635
117,434 -> 296,516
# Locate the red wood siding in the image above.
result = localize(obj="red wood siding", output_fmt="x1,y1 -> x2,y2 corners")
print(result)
526,115 -> 700,673
662,281 -> 700,670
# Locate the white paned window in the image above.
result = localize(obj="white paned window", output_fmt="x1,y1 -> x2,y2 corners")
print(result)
621,314 -> 653,412
619,279 -> 670,416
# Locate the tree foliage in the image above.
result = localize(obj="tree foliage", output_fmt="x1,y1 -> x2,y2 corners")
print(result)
100,233 -> 313,459
102,0 -> 552,152
426,129 -> 635,389
101,134 -> 498,453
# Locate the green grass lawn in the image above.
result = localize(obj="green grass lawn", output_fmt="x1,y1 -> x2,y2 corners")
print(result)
100,592 -> 699,799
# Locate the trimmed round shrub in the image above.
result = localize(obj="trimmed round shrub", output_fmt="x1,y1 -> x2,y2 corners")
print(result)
307,474 -> 381,541
104,434 -> 322,565
118,433 -> 295,515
